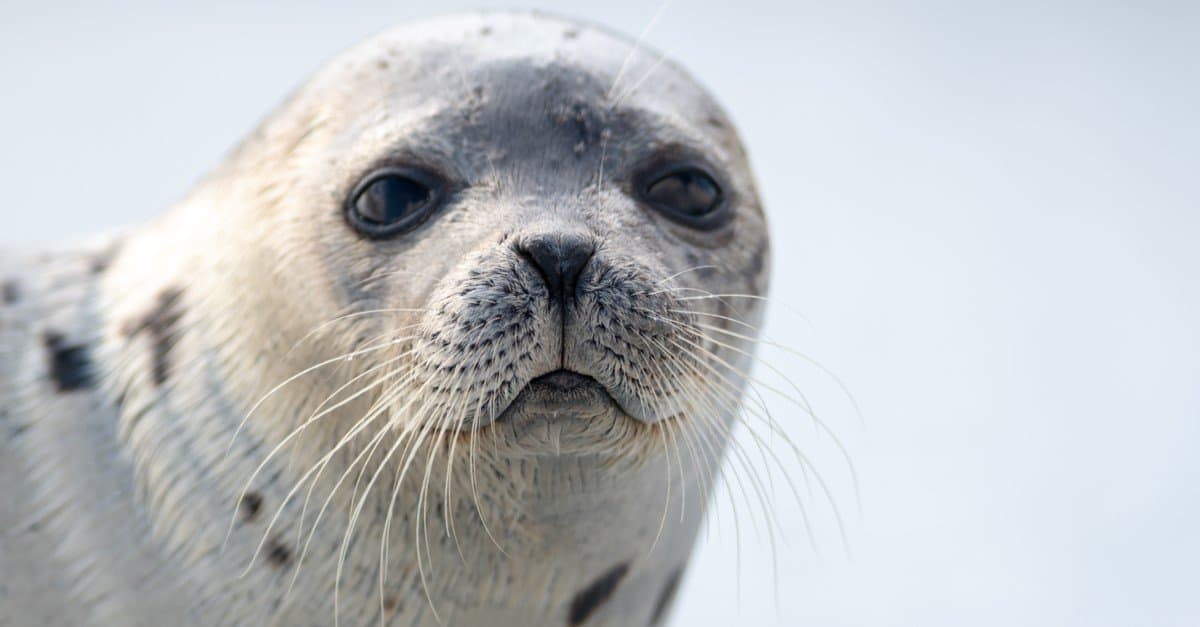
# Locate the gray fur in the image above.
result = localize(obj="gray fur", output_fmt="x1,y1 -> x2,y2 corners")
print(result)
1,11 -> 769,626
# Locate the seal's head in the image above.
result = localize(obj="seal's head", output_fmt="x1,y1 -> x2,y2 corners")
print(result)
90,11 -> 773,625
189,12 -> 769,461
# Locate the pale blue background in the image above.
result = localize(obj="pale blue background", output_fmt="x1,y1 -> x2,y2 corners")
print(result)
3,1 -> 1198,625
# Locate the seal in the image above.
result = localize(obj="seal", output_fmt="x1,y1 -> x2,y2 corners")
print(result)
0,11 -> 770,626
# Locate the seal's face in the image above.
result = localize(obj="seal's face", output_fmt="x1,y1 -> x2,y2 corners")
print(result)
241,16 -> 769,460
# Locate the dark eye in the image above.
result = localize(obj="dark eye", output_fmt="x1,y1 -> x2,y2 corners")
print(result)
640,166 -> 726,229
345,169 -> 441,238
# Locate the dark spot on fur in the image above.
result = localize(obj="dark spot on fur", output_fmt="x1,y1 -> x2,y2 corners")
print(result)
564,28 -> 579,39
90,242 -> 122,274
683,250 -> 718,280
568,561 -> 629,625
266,540 -> 292,568
746,245 -> 767,281
566,103 -> 595,156
480,25 -> 493,36
1,279 -> 18,304
239,492 -> 263,523
383,595 -> 401,613
547,83 -> 603,158
42,332 -> 95,392
649,568 -> 684,625
123,288 -> 184,386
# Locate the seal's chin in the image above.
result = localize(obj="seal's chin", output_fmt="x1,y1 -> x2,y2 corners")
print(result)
494,369 -> 621,424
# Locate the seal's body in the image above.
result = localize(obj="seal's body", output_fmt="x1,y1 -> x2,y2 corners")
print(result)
1,12 -> 769,626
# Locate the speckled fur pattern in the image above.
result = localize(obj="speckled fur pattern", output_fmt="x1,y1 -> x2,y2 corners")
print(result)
0,11 -> 770,627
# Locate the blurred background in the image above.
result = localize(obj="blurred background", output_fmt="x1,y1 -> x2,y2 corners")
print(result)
3,1 -> 1198,625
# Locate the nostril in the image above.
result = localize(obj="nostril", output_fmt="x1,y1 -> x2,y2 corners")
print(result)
518,245 -> 555,292
518,232 -> 595,302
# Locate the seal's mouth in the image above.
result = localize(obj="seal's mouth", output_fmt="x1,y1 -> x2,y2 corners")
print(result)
493,368 -> 622,424
527,369 -> 601,395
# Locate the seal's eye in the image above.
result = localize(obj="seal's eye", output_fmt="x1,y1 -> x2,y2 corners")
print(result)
346,169 -> 441,238
641,167 -> 726,229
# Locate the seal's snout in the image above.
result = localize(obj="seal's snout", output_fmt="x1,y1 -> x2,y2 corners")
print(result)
418,234 -> 705,432
516,231 -> 595,304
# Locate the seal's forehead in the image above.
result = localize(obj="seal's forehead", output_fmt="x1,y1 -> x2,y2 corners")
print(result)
320,11 -> 728,127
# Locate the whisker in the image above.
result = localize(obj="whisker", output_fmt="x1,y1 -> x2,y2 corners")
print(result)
226,335 -> 411,456
656,331 -> 851,555
605,0 -> 672,100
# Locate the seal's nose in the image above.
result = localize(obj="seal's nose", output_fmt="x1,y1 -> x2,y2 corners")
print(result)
518,232 -> 595,303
